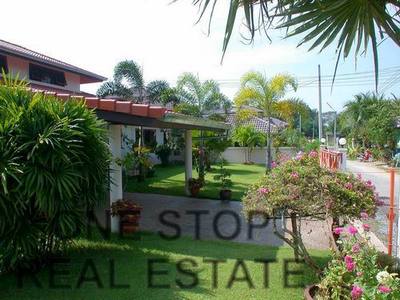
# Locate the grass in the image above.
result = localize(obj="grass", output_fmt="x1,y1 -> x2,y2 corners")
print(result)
0,232 -> 330,300
126,163 -> 267,200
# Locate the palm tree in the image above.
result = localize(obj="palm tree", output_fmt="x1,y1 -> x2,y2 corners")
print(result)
97,60 -> 145,101
176,72 -> 230,180
188,0 -> 400,88
176,72 -> 229,116
234,71 -> 297,170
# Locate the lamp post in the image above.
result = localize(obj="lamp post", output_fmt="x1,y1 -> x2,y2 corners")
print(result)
326,102 -> 337,149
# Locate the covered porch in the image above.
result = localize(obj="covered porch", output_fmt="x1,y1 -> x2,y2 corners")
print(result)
83,98 -> 229,233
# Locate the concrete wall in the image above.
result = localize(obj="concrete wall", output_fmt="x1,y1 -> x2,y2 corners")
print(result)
221,147 -> 297,164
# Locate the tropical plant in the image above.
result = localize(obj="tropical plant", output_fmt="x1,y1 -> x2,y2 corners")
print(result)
155,143 -> 173,166
97,60 -> 145,101
242,151 -> 379,273
188,0 -> 400,87
274,97 -> 311,131
0,78 -> 110,272
213,158 -> 233,190
234,71 -> 297,169
317,222 -> 400,299
176,72 -> 230,180
339,92 -> 400,155
146,80 -> 172,104
232,125 -> 266,164
176,72 -> 228,116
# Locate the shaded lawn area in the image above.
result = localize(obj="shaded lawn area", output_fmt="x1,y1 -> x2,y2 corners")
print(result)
0,232 -> 329,300
126,163 -> 266,201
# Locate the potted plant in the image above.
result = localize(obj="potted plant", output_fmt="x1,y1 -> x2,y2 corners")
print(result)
155,143 -> 172,166
110,199 -> 142,234
213,158 -> 233,201
188,178 -> 203,197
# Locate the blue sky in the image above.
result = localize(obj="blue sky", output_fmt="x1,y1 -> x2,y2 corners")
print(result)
1,0 -> 399,112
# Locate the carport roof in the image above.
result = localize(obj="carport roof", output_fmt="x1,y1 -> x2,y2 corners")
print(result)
36,90 -> 229,131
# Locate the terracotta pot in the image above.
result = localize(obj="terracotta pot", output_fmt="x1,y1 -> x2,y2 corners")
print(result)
219,189 -> 232,201
304,284 -> 318,300
122,225 -> 138,234
190,186 -> 201,197
122,214 -> 140,223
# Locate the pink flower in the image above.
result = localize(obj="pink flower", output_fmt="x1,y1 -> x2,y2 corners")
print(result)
345,256 -> 356,272
258,187 -> 270,195
357,173 -> 362,180
344,182 -> 353,190
295,151 -> 303,160
271,161 -> 277,168
348,225 -> 358,235
362,224 -> 370,232
356,271 -> 363,277
351,285 -> 363,299
352,243 -> 361,253
333,227 -> 344,235
365,180 -> 375,189
290,172 -> 299,179
308,150 -> 318,158
378,285 -> 391,293
360,212 -> 369,219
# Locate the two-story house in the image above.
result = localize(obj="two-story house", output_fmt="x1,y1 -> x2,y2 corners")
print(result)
0,39 -> 106,96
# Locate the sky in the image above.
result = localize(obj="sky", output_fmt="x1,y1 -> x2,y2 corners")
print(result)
1,0 -> 399,112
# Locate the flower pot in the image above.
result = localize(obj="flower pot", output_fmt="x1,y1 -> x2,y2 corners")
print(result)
122,225 -> 138,234
220,189 -> 232,201
304,284 -> 319,300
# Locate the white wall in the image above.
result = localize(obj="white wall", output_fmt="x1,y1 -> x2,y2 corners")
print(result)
221,147 -> 297,164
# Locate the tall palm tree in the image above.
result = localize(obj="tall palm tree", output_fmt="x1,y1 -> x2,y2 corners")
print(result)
234,71 -> 297,170
176,72 -> 230,180
188,0 -> 400,88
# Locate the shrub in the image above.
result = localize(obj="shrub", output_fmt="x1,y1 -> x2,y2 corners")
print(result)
242,151 -> 378,273
317,222 -> 400,299
0,79 -> 110,272
155,143 -> 172,166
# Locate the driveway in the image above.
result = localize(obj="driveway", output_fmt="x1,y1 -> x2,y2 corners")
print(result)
124,192 -> 331,250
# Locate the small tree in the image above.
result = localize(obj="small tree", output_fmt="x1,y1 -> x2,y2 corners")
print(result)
242,151 -> 378,274
232,125 -> 266,164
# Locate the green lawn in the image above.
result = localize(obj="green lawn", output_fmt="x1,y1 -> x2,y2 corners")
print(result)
126,163 -> 266,200
0,232 -> 329,300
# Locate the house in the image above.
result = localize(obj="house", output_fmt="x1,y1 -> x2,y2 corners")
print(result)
0,39 -> 105,96
0,39 -> 229,233
210,106 -> 288,134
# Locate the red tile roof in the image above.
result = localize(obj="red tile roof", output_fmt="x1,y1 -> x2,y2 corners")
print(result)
31,88 -> 169,119
0,39 -> 106,84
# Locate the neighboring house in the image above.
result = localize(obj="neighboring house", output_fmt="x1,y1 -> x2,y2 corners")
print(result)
0,39 -> 105,96
209,106 -> 288,134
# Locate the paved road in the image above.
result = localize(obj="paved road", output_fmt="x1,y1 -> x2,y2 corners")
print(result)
346,160 -> 400,246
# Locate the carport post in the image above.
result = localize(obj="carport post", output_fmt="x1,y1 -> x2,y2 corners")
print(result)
109,124 -> 123,233
184,130 -> 193,195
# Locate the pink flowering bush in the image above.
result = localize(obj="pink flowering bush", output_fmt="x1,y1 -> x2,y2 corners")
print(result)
317,223 -> 400,299
242,151 -> 378,272
243,151 -> 377,220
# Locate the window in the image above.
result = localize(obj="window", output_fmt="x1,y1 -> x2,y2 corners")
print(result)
29,64 -> 66,86
0,55 -> 7,73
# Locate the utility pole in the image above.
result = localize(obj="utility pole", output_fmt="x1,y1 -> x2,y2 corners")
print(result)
318,65 -> 323,142
326,102 -> 337,149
